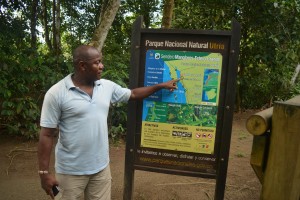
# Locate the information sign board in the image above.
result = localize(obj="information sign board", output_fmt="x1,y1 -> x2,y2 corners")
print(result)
124,16 -> 241,200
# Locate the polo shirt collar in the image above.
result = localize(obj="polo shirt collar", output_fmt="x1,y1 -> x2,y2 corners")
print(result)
95,79 -> 101,86
64,74 -> 75,90
64,73 -> 102,90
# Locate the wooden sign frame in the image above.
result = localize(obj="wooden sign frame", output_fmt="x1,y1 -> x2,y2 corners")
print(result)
124,16 -> 241,200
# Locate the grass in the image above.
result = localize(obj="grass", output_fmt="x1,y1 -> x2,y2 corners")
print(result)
238,131 -> 249,140
235,152 -> 246,158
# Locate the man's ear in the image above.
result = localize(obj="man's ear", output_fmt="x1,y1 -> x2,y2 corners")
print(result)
79,61 -> 86,71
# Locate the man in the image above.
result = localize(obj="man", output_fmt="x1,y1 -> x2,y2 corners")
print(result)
38,45 -> 178,200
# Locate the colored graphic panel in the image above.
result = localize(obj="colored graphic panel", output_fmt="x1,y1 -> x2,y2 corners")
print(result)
141,50 -> 222,154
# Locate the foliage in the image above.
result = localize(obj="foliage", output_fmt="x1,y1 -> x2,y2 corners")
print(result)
1,0 -> 300,139
102,41 -> 130,140
236,1 -> 300,108
0,51 -> 67,138
122,0 -> 161,28
172,0 -> 300,109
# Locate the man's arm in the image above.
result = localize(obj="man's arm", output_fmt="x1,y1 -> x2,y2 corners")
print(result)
38,127 -> 58,199
130,79 -> 179,100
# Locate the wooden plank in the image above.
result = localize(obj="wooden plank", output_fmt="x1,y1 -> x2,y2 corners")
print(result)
261,100 -> 300,200
250,135 -> 270,183
285,95 -> 300,105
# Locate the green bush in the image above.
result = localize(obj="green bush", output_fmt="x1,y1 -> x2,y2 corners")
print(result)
0,52 -> 67,139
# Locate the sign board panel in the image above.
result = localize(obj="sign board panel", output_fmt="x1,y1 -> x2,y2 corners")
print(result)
124,17 -> 241,200
134,34 -> 230,176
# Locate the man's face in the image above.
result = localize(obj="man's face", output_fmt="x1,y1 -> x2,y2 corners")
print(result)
82,49 -> 104,81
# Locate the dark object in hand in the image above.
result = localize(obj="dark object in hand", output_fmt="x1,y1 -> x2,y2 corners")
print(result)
52,185 -> 60,196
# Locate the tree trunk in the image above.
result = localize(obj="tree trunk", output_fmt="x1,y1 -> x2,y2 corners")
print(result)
52,0 -> 61,55
236,29 -> 249,112
142,2 -> 151,28
89,0 -> 121,52
290,63 -> 300,85
161,0 -> 174,28
52,0 -> 56,52
30,0 -> 39,50
41,0 -> 52,51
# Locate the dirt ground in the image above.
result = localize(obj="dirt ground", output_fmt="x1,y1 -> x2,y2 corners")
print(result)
0,110 -> 261,200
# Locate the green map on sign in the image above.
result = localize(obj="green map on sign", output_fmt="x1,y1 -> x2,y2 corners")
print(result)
159,52 -> 222,105
142,50 -> 223,122
202,69 -> 220,103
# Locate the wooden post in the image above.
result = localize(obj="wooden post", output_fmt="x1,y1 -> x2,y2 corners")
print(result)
215,19 -> 241,200
123,16 -> 143,200
261,96 -> 300,200
247,108 -> 272,183
246,107 -> 273,135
